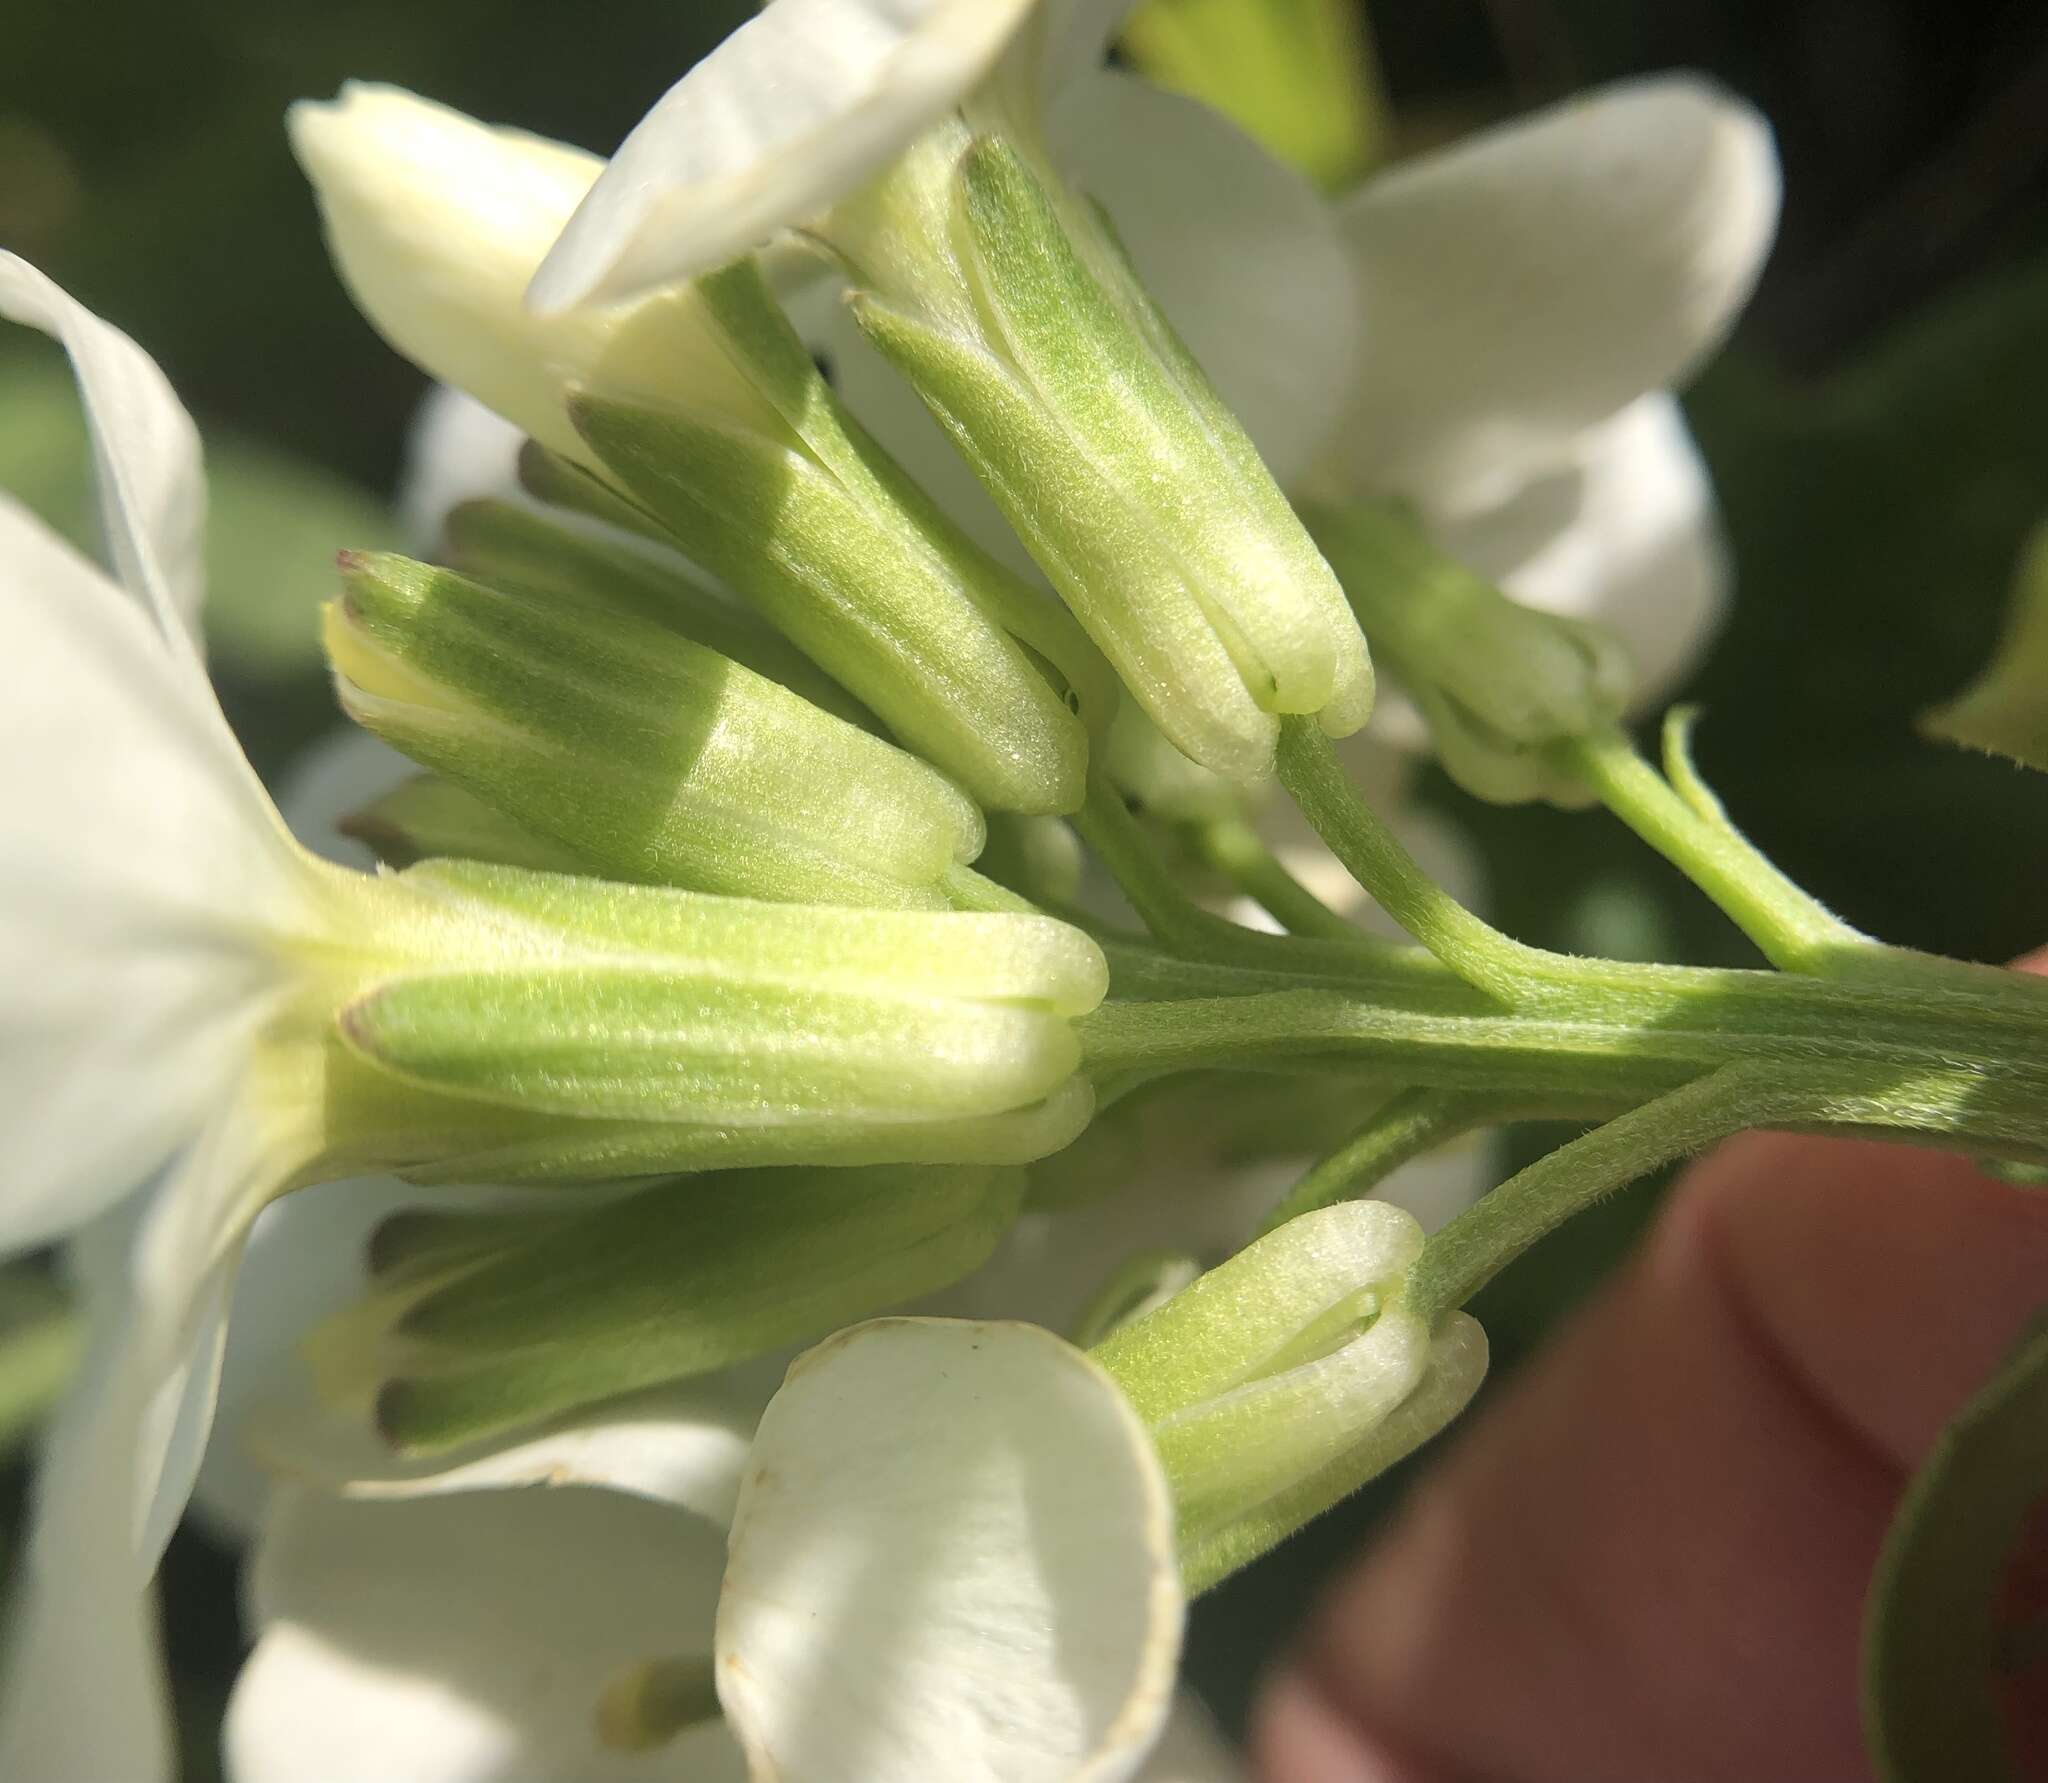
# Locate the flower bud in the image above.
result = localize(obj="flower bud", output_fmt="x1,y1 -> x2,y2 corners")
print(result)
840,129 -> 1373,781
322,1163 -> 1025,1455
442,497 -> 870,726
326,550 -> 984,909
1305,499 -> 1635,804
1092,1202 -> 1483,1557
292,84 -> 1112,816
335,857 -> 1106,1133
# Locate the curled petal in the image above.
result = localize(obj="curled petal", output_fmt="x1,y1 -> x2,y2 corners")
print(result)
717,1317 -> 1182,1782
1324,76 -> 1778,507
0,251 -> 206,645
530,0 -> 1037,312
0,500 -> 290,1248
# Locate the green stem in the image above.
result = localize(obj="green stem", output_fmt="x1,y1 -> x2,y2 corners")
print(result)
1406,1062 -> 1963,1321
1259,1088 -> 1516,1234
1187,814 -> 1364,942
1556,726 -> 1869,973
1075,773 -> 1434,988
1275,717 -> 1563,1002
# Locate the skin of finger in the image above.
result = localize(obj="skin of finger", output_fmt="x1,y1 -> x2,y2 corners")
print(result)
1254,950 -> 2048,1782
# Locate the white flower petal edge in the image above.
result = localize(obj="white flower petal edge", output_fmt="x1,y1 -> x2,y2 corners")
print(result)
226,1486 -> 748,1783
0,263 -> 324,1783
0,1105 -> 275,1782
717,1317 -> 1182,1783
1320,75 -> 1779,510
529,0 -> 1039,312
0,253 -> 206,642
0,497 -> 289,1247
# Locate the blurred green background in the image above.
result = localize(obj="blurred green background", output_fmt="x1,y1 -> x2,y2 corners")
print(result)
5,0 -> 2048,1765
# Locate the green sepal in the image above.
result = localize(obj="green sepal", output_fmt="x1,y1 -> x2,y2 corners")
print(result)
328,550 -> 984,908
1094,1202 -> 1459,1550
368,1164 -> 1025,1454
1304,498 -> 1633,806
339,773 -> 587,874
851,292 -> 1278,780
1920,522 -> 2048,774
443,497 -> 870,726
340,965 -> 1084,1124
314,1010 -> 1100,1187
1179,1312 -> 1488,1593
950,137 -> 1369,755
334,860 -> 1105,1130
570,389 -> 1093,815
1861,1311 -> 2048,1782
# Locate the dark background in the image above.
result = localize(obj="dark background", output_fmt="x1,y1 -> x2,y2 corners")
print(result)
5,0 -> 2048,1763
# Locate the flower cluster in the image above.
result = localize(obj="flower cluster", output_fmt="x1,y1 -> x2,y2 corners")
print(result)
0,1 -> 1801,1778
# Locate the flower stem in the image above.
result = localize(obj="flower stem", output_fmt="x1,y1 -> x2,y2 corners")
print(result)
1258,1088 -> 1522,1234
1187,813 -> 1365,941
1405,1059 -> 2023,1322
1275,717 -> 1561,1002
1554,723 -> 1869,973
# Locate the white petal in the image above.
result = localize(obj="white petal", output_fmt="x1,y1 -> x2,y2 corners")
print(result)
0,1105 -> 281,1781
1323,76 -> 1779,507
1134,1695 -> 1244,1782
290,85 -> 765,460
399,384 -> 530,551
228,1486 -> 745,1783
1049,72 -> 1360,487
717,1317 -> 1182,1783
529,0 -> 1037,311
0,251 -> 206,645
1029,0 -> 1140,104
0,498 -> 293,1249
1431,392 -> 1727,710
247,1369 -> 772,1532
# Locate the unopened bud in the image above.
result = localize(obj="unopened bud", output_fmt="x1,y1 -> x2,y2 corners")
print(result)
1305,499 -> 1634,805
1093,1202 -> 1480,1552
335,1163 -> 1025,1455
327,550 -> 983,908
336,858 -> 1106,1135
843,129 -> 1372,780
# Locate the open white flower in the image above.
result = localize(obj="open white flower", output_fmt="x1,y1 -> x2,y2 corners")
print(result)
225,1314 -> 1188,1783
0,253 -> 351,1781
0,256 -> 1112,1780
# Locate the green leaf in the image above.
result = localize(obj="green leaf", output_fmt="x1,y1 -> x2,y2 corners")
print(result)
1862,1310 -> 2048,1782
1920,523 -> 2048,773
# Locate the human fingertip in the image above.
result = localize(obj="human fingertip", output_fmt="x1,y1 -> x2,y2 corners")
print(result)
1252,1665 -> 1454,1783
